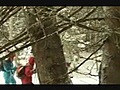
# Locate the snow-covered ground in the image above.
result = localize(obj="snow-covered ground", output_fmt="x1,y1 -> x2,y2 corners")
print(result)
0,56 -> 99,85
0,71 -> 98,84
71,72 -> 99,84
0,48 -> 100,84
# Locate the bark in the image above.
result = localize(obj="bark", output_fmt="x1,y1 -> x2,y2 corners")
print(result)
26,8 -> 72,84
100,6 -> 120,84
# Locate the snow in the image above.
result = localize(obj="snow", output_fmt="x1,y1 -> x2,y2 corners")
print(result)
70,72 -> 99,84
0,58 -> 99,85
0,70 -> 98,84
0,47 -> 99,85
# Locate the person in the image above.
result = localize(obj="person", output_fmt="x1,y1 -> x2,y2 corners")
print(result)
20,56 -> 36,85
3,52 -> 17,84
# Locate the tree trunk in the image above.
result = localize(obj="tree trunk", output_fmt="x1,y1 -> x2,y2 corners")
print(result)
26,8 -> 72,84
100,6 -> 120,84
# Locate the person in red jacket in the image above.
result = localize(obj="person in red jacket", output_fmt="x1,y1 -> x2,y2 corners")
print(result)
21,57 -> 36,85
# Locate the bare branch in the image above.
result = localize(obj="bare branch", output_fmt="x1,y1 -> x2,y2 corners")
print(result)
67,42 -> 104,75
68,6 -> 83,18
76,71 -> 98,77
58,13 -> 102,32
75,22 -> 102,32
78,17 -> 104,22
55,6 -> 67,13
78,6 -> 98,21
0,7 -> 22,26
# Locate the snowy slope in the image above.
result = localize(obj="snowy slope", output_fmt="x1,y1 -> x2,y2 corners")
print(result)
0,71 -> 98,84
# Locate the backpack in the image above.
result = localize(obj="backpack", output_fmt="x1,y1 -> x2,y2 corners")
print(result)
16,65 -> 26,79
0,60 -> 4,71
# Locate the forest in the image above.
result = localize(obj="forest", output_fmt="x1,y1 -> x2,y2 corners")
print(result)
0,6 -> 119,84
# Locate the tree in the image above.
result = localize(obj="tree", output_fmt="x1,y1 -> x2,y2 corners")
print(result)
99,6 -> 120,84
0,6 -> 107,84
26,7 -> 72,84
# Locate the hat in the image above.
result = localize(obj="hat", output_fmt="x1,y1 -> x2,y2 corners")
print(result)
28,57 -> 35,66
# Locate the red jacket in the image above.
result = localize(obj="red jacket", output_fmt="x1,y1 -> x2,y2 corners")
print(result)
21,57 -> 35,84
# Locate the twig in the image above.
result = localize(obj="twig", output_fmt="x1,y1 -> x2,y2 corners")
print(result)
77,7 -> 98,21
0,7 -> 22,26
67,42 -> 105,75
